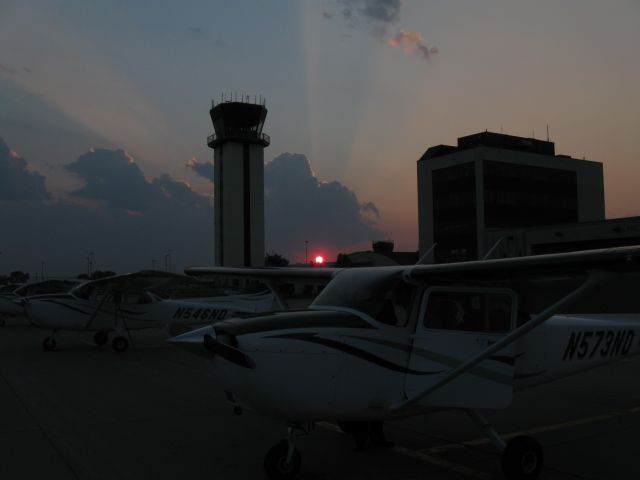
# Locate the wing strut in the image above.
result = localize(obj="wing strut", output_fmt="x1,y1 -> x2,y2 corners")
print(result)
264,280 -> 289,311
390,269 -> 612,412
83,291 -> 113,329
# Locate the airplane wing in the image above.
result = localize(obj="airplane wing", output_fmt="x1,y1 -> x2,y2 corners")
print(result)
184,266 -> 342,310
405,245 -> 640,280
185,266 -> 340,284
405,245 -> 640,314
70,270 -> 213,299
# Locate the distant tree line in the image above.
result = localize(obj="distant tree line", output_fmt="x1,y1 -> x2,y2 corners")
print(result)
265,253 -> 289,267
77,270 -> 116,280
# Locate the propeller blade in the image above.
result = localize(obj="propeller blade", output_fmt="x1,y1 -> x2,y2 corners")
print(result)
203,333 -> 256,369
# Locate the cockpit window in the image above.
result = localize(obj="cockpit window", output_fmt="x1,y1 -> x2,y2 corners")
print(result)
312,269 -> 413,326
424,290 -> 513,333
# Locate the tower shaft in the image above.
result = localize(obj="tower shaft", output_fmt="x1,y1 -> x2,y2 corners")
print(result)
208,98 -> 269,267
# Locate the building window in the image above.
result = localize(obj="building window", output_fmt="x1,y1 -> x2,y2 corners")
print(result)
483,160 -> 578,228
432,162 -> 477,263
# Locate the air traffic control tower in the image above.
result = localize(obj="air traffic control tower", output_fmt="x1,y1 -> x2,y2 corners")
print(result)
207,96 -> 270,267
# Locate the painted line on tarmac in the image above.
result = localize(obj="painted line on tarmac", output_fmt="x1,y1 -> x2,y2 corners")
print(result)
426,405 -> 640,454
316,422 -> 492,479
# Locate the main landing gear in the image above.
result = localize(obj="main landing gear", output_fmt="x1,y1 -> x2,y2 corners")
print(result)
94,330 -> 109,346
264,427 -> 302,480
42,336 -> 57,351
467,409 -> 543,480
111,335 -> 129,353
41,331 -> 129,352
94,330 -> 129,352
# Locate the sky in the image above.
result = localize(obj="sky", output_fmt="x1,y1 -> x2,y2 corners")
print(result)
0,0 -> 639,277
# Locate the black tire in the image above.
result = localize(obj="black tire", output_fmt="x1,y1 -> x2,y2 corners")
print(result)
111,336 -> 128,353
337,421 -> 355,434
94,331 -> 109,346
42,337 -> 56,351
502,435 -> 543,480
351,421 -> 369,451
264,440 -> 301,480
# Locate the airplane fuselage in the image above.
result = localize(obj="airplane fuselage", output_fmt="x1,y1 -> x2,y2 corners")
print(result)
173,310 -> 640,423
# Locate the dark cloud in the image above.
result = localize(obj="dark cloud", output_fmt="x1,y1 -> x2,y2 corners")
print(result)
338,0 -> 401,25
0,63 -> 31,77
327,0 -> 438,62
66,148 -> 211,212
357,0 -> 401,23
0,138 -> 213,275
0,136 -> 50,201
185,26 -> 202,35
264,153 -> 384,256
185,158 -> 214,181
66,149 -> 157,211
323,12 -> 334,19
184,152 -> 384,256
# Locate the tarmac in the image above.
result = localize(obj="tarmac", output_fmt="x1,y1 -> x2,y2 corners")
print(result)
1,317 -> 639,480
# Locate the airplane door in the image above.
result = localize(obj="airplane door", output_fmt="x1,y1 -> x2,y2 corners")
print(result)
404,287 -> 516,409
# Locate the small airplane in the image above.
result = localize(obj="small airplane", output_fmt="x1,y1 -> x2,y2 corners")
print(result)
171,245 -> 640,480
0,279 -> 83,326
23,270 -> 280,352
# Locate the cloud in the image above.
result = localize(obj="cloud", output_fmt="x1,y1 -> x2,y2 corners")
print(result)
184,152 -> 384,257
388,30 -> 438,60
185,158 -> 214,181
0,63 -> 32,77
66,149 -> 157,211
264,153 -> 384,257
339,0 -> 401,24
326,0 -> 438,62
66,148 -> 211,213
0,136 -> 50,201
185,26 -> 202,35
0,137 -> 213,275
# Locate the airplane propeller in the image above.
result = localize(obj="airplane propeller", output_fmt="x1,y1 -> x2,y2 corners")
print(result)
203,333 -> 256,369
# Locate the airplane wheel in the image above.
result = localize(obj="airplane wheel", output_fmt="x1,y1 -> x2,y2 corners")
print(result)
94,331 -> 109,346
111,336 -> 128,353
264,440 -> 301,480
502,435 -> 543,480
42,337 -> 56,351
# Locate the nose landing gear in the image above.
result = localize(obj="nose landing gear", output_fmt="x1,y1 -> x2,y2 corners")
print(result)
264,427 -> 302,480
42,336 -> 56,351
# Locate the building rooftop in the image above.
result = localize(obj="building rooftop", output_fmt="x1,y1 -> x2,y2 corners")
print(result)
421,131 -> 556,160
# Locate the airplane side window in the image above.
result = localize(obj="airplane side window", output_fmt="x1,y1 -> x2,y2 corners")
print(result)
375,282 -> 413,327
74,284 -> 94,300
424,291 -> 512,332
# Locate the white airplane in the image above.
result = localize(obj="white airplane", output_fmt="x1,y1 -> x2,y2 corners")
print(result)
171,245 -> 640,480
23,270 -> 280,352
0,279 -> 82,326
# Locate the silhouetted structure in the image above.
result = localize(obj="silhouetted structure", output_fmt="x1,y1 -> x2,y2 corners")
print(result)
208,95 -> 270,267
418,132 -> 605,263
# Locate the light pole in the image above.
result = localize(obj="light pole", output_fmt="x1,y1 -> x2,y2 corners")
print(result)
87,251 -> 94,277
304,240 -> 309,265
41,261 -> 45,281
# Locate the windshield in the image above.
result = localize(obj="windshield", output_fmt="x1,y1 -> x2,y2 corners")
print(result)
311,268 -> 411,325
